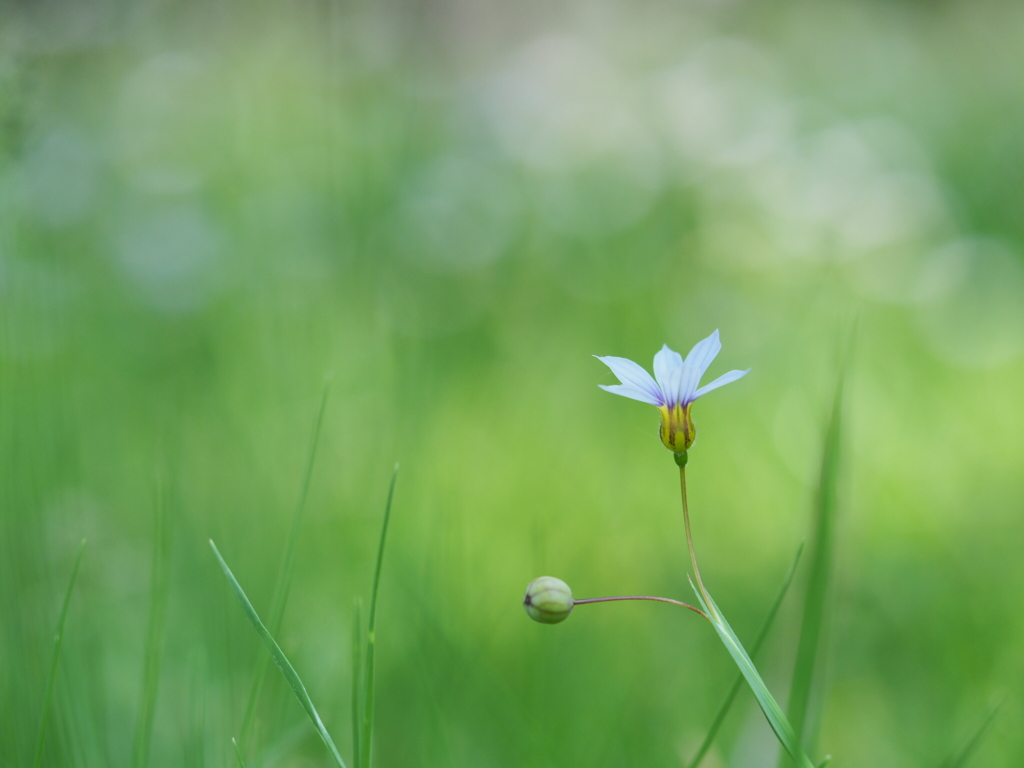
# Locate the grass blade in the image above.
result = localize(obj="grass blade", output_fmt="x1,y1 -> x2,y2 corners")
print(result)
690,581 -> 815,768
685,544 -> 803,768
940,700 -> 1002,768
32,538 -> 86,768
132,485 -> 171,768
209,539 -> 347,768
779,363 -> 846,767
231,737 -> 246,768
360,464 -> 398,768
351,598 -> 363,768
239,380 -> 331,747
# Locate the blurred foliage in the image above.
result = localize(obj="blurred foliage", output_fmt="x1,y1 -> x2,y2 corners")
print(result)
1,0 -> 1021,765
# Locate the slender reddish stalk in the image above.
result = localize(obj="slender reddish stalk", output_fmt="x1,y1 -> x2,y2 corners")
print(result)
680,463 -> 716,620
573,595 -> 709,621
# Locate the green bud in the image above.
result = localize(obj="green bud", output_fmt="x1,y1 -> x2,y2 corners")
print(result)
523,576 -> 574,624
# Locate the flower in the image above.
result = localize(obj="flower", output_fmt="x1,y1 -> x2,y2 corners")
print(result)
595,330 -> 749,454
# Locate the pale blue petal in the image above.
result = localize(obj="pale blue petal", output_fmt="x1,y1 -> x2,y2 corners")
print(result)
652,345 -> 685,407
694,368 -> 750,399
680,330 -> 722,402
598,383 -> 664,405
594,355 -> 664,406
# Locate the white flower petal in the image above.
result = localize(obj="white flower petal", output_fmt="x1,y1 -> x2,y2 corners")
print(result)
680,330 -> 722,402
594,355 -> 664,405
694,368 -> 750,399
652,344 -> 685,406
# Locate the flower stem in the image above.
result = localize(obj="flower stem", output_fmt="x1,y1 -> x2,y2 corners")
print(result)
573,595 -> 709,621
679,463 -> 716,621
676,460 -> 815,767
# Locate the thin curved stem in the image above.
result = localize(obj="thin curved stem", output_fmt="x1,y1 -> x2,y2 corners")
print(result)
573,595 -> 709,621
680,464 -> 716,620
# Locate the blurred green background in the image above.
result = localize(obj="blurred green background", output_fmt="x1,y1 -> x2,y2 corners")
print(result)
2,0 -> 1022,765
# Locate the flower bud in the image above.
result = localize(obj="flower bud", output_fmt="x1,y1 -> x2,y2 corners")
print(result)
523,576 -> 574,624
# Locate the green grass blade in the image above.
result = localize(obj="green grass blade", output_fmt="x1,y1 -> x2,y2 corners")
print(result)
209,539 -> 347,768
132,486 -> 171,768
690,581 -> 815,768
779,367 -> 845,768
940,700 -> 1002,768
685,544 -> 803,768
815,756 -> 832,768
231,737 -> 246,768
351,598 -> 363,768
239,380 -> 331,747
360,463 -> 398,768
32,538 -> 86,768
